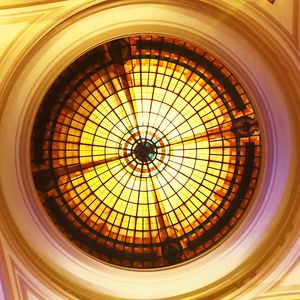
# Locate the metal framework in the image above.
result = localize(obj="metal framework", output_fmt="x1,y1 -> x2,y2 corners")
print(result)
31,35 -> 261,269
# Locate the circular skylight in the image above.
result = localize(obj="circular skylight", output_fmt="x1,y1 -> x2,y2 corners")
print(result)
31,35 -> 261,269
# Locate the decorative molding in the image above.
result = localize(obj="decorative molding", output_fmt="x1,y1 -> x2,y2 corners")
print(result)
1,231 -> 76,300
13,262 -> 53,300
255,285 -> 300,299
0,234 -> 12,300
247,0 -> 299,50
0,1 -> 66,10
293,0 -> 300,48
0,3 -> 56,104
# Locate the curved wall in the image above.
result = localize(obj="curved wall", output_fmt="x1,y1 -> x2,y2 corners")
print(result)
1,1 -> 300,299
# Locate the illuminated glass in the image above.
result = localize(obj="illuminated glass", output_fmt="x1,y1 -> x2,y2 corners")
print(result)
31,35 -> 261,269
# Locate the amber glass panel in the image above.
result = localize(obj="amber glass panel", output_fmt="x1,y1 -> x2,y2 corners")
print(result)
31,35 -> 261,269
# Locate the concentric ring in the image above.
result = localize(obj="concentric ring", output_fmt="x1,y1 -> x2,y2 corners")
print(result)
31,35 -> 261,269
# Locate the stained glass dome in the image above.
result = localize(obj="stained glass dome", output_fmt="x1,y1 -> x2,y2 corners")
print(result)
31,35 -> 261,269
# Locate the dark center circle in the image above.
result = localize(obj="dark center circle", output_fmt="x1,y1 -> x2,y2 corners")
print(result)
133,140 -> 156,163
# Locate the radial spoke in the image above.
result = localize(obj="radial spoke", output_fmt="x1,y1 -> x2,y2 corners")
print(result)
109,39 -> 142,138
117,65 -> 140,128
146,164 -> 169,240
57,153 -> 131,177
157,126 -> 233,148
94,160 -> 139,237
77,69 -> 131,137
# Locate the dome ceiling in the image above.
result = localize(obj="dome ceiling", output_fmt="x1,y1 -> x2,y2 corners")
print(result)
31,35 -> 261,269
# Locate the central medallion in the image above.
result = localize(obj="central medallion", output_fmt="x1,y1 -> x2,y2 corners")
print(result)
133,140 -> 156,163
118,126 -> 170,178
